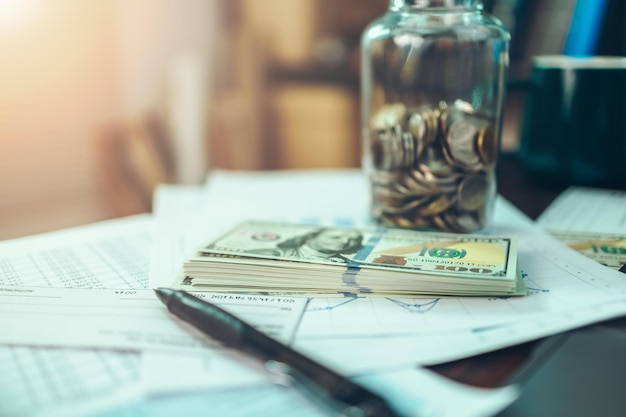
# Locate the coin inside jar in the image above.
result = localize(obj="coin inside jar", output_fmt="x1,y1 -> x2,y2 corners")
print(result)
456,172 -> 489,211
377,125 -> 406,170
371,103 -> 407,130
445,119 -> 482,168
408,106 -> 438,149
367,99 -> 498,233
476,124 -> 497,166
415,194 -> 456,216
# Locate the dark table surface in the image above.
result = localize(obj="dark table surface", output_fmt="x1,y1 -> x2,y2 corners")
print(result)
495,153 -> 568,221
427,152 -> 623,393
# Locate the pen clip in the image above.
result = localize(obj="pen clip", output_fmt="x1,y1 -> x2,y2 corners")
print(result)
265,360 -> 366,417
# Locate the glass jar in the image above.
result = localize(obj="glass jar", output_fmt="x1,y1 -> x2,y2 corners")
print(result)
361,0 -> 510,233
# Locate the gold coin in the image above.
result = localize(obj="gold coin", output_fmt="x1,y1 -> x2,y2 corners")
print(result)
399,178 -> 437,196
408,214 -> 432,230
417,159 -> 459,183
408,167 -> 433,184
380,213 -> 429,230
393,178 -> 433,197
476,124 -> 497,165
416,194 -> 456,216
430,215 -> 454,232
389,215 -> 416,229
405,169 -> 438,193
379,194 -> 431,214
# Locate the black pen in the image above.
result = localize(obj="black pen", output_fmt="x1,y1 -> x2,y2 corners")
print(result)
154,287 -> 405,417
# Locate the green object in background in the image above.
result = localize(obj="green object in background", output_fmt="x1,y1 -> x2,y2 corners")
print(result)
517,55 -> 626,188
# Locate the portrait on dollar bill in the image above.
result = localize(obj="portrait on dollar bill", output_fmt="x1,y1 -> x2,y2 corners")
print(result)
246,227 -> 364,263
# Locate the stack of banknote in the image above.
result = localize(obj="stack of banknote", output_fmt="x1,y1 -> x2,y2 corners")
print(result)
548,230 -> 626,273
173,220 -> 526,297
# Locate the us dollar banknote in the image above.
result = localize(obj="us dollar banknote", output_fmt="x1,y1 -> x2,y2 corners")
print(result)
548,230 -> 626,272
195,220 -> 518,283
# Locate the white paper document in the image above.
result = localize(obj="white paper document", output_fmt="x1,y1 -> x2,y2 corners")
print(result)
86,383 -> 334,417
149,170 -> 373,290
0,345 -> 141,417
536,186 -> 626,234
535,186 -> 626,272
4,170 -> 624,417
86,365 -> 517,417
0,286 -> 306,350
0,215 -> 155,417
150,170 -> 626,373
0,214 -> 306,417
0,214 -> 152,289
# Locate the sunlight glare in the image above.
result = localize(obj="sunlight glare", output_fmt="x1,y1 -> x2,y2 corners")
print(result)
0,0 -> 41,29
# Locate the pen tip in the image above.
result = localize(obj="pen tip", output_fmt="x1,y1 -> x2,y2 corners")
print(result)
153,287 -> 174,304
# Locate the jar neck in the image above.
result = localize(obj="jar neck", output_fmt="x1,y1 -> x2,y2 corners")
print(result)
390,0 -> 483,11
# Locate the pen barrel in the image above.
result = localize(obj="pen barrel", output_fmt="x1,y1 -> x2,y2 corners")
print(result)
243,325 -> 398,417
170,291 -> 356,397
161,289 -> 400,417
165,290 -> 247,347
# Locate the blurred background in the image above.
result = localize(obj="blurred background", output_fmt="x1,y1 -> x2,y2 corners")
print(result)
1,0 -> 624,240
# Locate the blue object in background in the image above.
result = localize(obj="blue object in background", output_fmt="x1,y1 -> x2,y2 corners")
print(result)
563,0 -> 610,56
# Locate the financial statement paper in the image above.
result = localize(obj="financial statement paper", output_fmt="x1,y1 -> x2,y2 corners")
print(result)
536,186 -> 626,234
150,170 -> 626,373
0,214 -> 152,417
0,192 -> 516,417
0,214 -> 305,417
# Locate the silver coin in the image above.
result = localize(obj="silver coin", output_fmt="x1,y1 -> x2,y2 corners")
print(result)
456,172 -> 489,211
452,99 -> 475,114
377,125 -> 405,170
369,100 -> 496,233
407,111 -> 427,146
444,211 -> 483,233
371,103 -> 407,130
408,106 -> 439,149
401,131 -> 416,168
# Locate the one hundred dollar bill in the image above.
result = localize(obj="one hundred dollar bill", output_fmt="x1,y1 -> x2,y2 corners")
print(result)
548,230 -> 626,272
196,220 -> 518,283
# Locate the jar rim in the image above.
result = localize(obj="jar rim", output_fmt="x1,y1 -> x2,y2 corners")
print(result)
533,55 -> 626,69
390,0 -> 483,9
